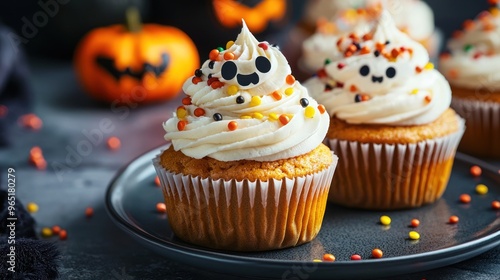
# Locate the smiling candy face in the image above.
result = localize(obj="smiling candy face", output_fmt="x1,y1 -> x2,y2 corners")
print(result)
220,55 -> 272,88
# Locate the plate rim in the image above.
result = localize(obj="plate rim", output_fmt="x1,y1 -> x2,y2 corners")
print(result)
105,145 -> 500,279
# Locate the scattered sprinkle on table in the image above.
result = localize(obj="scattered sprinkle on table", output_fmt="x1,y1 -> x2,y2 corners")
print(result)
323,253 -> 336,262
380,215 -> 391,226
312,259 -> 322,263
410,219 -> 420,228
156,202 -> 167,213
85,207 -> 94,218
19,113 -> 43,130
409,231 -> 420,240
492,201 -> 500,210
371,248 -> 383,259
26,202 -> 39,213
107,136 -> 121,150
470,165 -> 482,177
475,184 -> 488,195
52,225 -> 61,235
41,227 -> 53,238
154,176 -> 160,186
59,229 -> 68,240
350,254 -> 362,261
459,194 -> 471,204
449,215 -> 459,224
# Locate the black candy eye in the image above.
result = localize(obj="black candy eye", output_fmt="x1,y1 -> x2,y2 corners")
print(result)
386,67 -> 396,78
221,61 -> 237,80
255,56 -> 271,73
359,65 -> 370,77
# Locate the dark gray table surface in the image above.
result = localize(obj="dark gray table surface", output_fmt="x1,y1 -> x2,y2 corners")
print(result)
1,58 -> 499,280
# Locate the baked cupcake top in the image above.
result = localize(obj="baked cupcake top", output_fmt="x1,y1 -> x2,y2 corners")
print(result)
439,4 -> 500,90
304,11 -> 451,126
163,22 -> 330,162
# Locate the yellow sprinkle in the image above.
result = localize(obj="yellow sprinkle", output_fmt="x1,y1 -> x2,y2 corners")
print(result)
475,184 -> 488,195
41,227 -> 53,238
409,231 -> 420,240
380,215 -> 391,226
411,89 -> 419,95
27,202 -> 39,213
176,108 -> 187,119
252,112 -> 264,119
424,62 -> 434,70
312,259 -> 323,263
304,106 -> 315,118
491,7 -> 499,17
269,113 -> 279,121
284,87 -> 294,96
240,115 -> 252,119
226,40 -> 234,49
250,96 -> 262,107
227,85 -> 239,95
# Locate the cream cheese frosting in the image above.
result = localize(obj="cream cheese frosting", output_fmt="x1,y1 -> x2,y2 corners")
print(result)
163,22 -> 330,162
439,7 -> 500,91
304,11 -> 451,126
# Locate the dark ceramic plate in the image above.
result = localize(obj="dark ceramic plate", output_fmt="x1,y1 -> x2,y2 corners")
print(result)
105,146 -> 500,280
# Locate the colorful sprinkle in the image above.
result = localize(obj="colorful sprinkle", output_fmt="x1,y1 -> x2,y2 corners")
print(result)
312,259 -> 323,263
448,69 -> 459,79
258,42 -> 268,50
252,112 -> 264,120
177,120 -> 187,131
271,91 -> 282,101
213,113 -> 223,121
279,114 -> 290,125
286,75 -> 296,85
411,89 -> 419,95
300,98 -> 309,107
240,115 -> 251,119
449,215 -> 459,224
284,88 -> 294,96
228,121 -> 238,131
41,227 -> 53,238
360,46 -> 370,54
51,225 -> 61,235
182,97 -> 192,105
194,108 -> 206,117
462,19 -> 475,30
337,63 -> 345,69
192,77 -> 202,84
304,106 -> 315,118
223,52 -> 235,60
250,96 -> 262,107
410,219 -> 420,228
371,248 -> 383,259
415,66 -> 423,73
85,207 -> 94,218
318,104 -> 326,114
424,95 -> 432,103
226,40 -> 234,49
317,69 -> 327,78
350,254 -> 362,261
20,113 -> 43,130
59,229 -> 68,240
409,231 -> 420,240
209,49 -> 220,61
492,201 -> 500,210
156,202 -> 167,213
236,96 -> 245,104
154,176 -> 160,186
463,44 -> 473,52
227,85 -> 239,95
380,215 -> 391,226
459,193 -> 471,204
29,146 -> 47,170
424,62 -> 434,70
475,184 -> 488,195
107,136 -> 121,150
26,202 -> 39,213
350,85 -> 358,92
323,253 -> 336,262
324,58 -> 332,65
211,81 -> 224,89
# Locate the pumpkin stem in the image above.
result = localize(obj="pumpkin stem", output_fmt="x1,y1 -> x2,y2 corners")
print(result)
126,7 -> 142,32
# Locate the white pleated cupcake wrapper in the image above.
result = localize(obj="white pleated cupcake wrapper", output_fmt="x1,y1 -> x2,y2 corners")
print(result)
152,152 -> 338,250
451,98 -> 500,154
326,118 -> 465,208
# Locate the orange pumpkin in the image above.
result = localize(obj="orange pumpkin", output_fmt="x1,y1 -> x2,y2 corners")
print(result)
74,8 -> 199,104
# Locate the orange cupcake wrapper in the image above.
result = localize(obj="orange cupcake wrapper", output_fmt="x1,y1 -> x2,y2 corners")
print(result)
326,118 -> 465,210
152,152 -> 338,251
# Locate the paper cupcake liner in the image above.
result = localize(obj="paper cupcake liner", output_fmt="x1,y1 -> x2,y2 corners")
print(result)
152,153 -> 337,252
451,97 -> 500,158
326,119 -> 465,210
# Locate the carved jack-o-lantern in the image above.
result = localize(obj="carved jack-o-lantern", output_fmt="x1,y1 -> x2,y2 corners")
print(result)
74,8 -> 199,104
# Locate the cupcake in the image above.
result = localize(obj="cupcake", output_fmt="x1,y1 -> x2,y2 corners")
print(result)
439,3 -> 500,158
304,11 -> 465,210
153,21 -> 337,251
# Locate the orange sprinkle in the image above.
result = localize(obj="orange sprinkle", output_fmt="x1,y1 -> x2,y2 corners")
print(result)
322,253 -> 336,262
59,229 -> 68,240
279,114 -> 290,125
371,248 -> 383,259
462,19 -> 475,30
424,95 -> 432,103
194,108 -> 206,117
492,201 -> 500,210
391,48 -> 400,58
483,22 -> 495,31
85,207 -> 94,218
51,225 -> 61,235
410,219 -> 420,228
177,120 -> 187,131
459,194 -> 471,204
223,52 -> 235,60
30,146 -> 43,158
440,52 -> 451,60
317,104 -> 326,114
344,50 -> 354,57
362,33 -> 372,41
347,44 -> 357,53
348,33 -> 359,40
470,165 -> 482,177
182,97 -> 192,105
271,91 -> 282,101
29,146 -> 46,170
192,77 -> 202,84
415,66 -> 423,73
449,215 -> 459,224
107,136 -> 121,150
350,85 -> 358,92
316,69 -> 327,78
448,69 -> 459,79
154,176 -> 160,186
209,49 -> 220,61
375,42 -> 385,52
156,202 -> 167,213
228,121 -> 238,131
336,37 -> 344,47
286,74 -> 296,85
360,46 -> 371,54
34,159 -> 47,170
452,30 -> 463,38
361,95 -> 370,101
20,113 -> 42,130
0,105 -> 7,117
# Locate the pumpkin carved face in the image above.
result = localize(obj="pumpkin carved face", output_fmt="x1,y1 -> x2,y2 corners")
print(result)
74,12 -> 199,104
212,0 -> 286,33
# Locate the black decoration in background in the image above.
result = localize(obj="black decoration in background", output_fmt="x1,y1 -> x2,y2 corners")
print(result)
95,52 -> 170,81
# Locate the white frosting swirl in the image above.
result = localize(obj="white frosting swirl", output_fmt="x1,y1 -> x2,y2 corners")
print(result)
304,11 -> 451,125
439,8 -> 500,90
164,22 -> 330,161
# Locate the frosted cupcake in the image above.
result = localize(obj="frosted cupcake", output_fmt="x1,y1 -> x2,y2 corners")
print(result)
304,11 -> 464,210
153,22 -> 337,251
439,3 -> 500,158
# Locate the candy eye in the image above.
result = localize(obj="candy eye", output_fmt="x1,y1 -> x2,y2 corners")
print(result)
255,56 -> 271,73
386,67 -> 396,78
359,65 -> 370,77
221,61 -> 237,80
